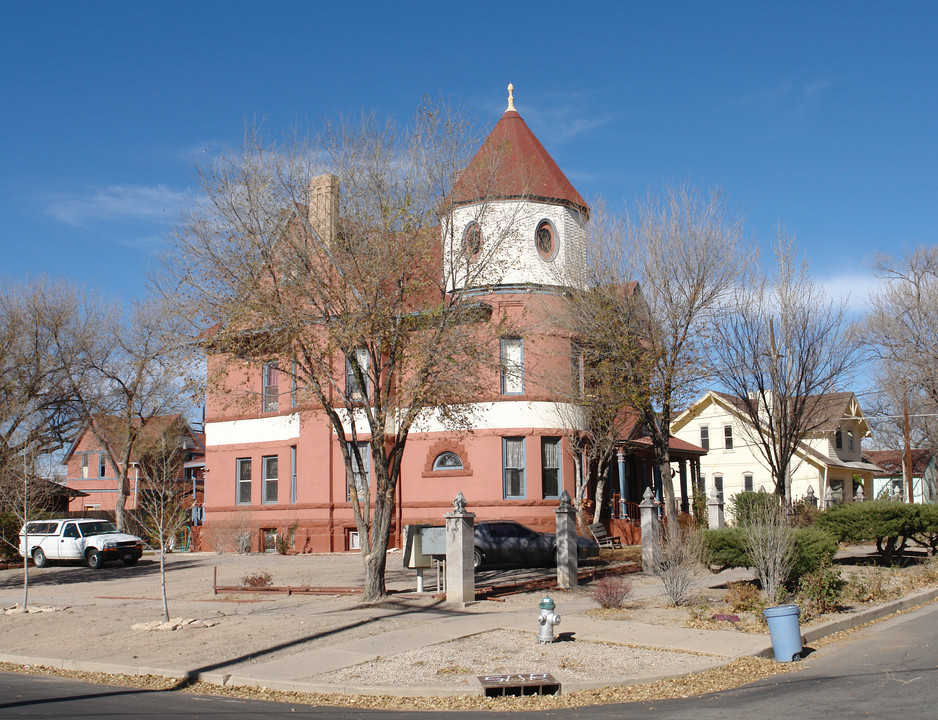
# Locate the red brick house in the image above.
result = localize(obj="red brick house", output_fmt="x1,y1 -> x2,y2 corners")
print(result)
200,89 -> 704,553
62,414 -> 205,523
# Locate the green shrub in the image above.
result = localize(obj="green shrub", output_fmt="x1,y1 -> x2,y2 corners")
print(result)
816,500 -> 924,563
729,491 -> 781,527
0,513 -> 20,562
910,504 -> 938,556
702,525 -> 838,586
797,561 -> 844,616
791,527 -> 839,580
701,527 -> 748,571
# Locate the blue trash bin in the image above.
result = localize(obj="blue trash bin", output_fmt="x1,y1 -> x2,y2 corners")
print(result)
762,604 -> 802,662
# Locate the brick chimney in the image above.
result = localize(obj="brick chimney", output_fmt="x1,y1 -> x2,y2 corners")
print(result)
308,174 -> 339,246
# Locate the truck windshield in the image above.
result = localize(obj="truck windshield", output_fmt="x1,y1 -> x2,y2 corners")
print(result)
79,521 -> 118,537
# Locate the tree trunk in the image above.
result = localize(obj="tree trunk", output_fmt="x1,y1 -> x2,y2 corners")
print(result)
657,454 -> 678,529
592,476 -> 607,524
160,544 -> 169,622
22,554 -> 29,610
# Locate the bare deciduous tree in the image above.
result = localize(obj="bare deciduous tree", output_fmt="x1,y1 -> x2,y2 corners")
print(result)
50,294 -> 195,531
713,233 -> 860,503
136,418 -> 191,622
866,247 -> 938,458
562,189 -> 746,529
159,104 -> 515,601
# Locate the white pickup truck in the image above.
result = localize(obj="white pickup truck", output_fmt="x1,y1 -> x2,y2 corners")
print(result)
19,519 -> 145,569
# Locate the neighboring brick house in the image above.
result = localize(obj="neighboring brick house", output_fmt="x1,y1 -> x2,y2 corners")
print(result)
671,390 -> 881,511
864,449 -> 937,504
201,89 -> 704,553
62,414 -> 205,523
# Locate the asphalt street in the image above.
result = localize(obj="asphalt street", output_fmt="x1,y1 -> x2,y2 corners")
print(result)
0,601 -> 934,719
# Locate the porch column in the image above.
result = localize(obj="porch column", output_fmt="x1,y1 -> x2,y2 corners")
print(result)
679,459 -> 689,514
617,448 -> 627,516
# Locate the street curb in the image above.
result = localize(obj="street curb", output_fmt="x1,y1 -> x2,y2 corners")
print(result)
754,585 -> 938,659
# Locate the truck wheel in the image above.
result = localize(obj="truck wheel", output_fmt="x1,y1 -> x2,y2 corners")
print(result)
85,548 -> 103,570
32,548 -> 48,568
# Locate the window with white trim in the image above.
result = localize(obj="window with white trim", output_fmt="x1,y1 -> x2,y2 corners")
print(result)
743,472 -> 754,493
503,437 -> 526,498
432,451 -> 464,471
541,437 -> 561,498
500,338 -> 524,395
262,362 -> 279,412
262,455 -> 278,504
699,426 -> 710,451
723,425 -> 734,450
236,458 -> 252,504
345,349 -> 369,402
347,442 -> 369,502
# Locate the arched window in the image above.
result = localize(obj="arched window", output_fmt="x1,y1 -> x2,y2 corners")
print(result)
432,451 -> 464,471
462,222 -> 482,259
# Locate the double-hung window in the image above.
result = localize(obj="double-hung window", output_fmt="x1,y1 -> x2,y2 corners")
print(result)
500,338 -> 524,395
723,425 -> 734,450
541,437 -> 561,498
236,458 -> 252,504
743,472 -> 754,492
345,349 -> 369,402
503,437 -> 526,498
347,442 -> 369,502
262,362 -> 279,412
262,455 -> 278,504
98,453 -> 108,478
699,426 -> 709,451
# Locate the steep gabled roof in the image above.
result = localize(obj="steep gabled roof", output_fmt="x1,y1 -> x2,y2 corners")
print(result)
451,109 -> 589,217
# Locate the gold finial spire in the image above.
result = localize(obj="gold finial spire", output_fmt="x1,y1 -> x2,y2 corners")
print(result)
507,83 -> 515,112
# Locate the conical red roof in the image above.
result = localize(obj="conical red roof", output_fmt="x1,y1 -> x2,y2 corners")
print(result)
452,110 -> 589,217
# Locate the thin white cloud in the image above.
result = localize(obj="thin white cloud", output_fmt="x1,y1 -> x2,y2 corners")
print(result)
45,185 -> 186,227
817,271 -> 882,313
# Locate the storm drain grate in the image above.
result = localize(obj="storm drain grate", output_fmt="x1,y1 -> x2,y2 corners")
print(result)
477,673 -> 561,697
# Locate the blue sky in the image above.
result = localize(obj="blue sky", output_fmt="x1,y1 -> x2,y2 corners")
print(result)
1,1 -> 936,307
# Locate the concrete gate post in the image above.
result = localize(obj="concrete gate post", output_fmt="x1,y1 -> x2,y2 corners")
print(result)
639,487 -> 659,572
445,492 -> 475,605
555,490 -> 577,589
707,486 -> 724,529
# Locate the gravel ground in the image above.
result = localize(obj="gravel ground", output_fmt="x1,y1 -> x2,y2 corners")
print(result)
322,629 -> 713,687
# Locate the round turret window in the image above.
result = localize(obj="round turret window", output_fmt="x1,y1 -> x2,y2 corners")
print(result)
536,220 -> 557,260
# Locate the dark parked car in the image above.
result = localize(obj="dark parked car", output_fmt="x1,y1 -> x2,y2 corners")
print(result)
472,520 -> 599,570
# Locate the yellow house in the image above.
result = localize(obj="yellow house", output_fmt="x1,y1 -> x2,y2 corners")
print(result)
671,391 -> 880,513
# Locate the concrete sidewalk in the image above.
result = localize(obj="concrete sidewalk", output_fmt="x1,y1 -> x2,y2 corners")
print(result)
2,552 -> 936,698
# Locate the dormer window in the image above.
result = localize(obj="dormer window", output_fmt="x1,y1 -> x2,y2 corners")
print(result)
535,220 -> 557,261
848,430 -> 854,451
835,429 -> 843,450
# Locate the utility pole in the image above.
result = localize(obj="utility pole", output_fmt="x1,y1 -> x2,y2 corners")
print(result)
903,393 -> 914,503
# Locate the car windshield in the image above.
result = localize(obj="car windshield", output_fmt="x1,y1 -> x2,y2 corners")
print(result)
79,521 -> 118,537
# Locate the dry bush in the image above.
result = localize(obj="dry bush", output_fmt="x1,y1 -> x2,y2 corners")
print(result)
843,567 -> 899,604
744,502 -> 796,603
725,581 -> 764,613
203,511 -> 254,554
241,571 -> 273,588
589,576 -> 633,609
651,525 -> 704,606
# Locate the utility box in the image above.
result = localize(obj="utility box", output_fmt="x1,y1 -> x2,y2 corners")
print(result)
403,525 -> 446,569
420,526 -> 446,556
